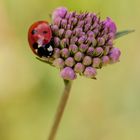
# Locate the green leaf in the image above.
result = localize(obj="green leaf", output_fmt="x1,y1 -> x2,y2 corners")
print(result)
115,30 -> 135,39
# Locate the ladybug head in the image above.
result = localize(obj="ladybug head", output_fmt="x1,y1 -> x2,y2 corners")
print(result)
28,21 -> 53,57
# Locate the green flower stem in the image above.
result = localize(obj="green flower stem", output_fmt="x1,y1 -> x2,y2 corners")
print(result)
48,80 -> 73,140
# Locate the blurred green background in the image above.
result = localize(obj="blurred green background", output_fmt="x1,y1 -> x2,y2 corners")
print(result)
0,0 -> 139,140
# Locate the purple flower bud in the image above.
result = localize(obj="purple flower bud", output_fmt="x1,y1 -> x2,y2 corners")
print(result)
69,12 -> 74,18
65,13 -> 71,19
74,63 -> 85,73
78,36 -> 86,44
74,28 -> 83,36
68,17 -> 74,25
67,24 -> 71,30
87,36 -> 94,45
53,48 -> 60,58
87,13 -> 93,18
102,27 -> 108,34
65,30 -> 72,38
83,56 -> 92,66
65,57 -> 75,67
60,38 -> 67,48
84,67 -> 97,78
92,58 -> 101,68
61,48 -> 70,58
58,29 -> 65,37
98,37 -> 105,46
52,7 -> 67,20
54,37 -> 60,47
93,28 -> 99,36
72,11 -> 76,17
60,67 -> 77,80
51,24 -> 58,31
107,39 -> 113,46
104,17 -> 117,34
53,17 -> 62,27
85,17 -> 92,24
51,25 -> 59,35
87,31 -> 95,38
61,19 -> 67,29
92,38 -> 97,47
108,32 -> 115,39
87,47 -> 94,56
78,14 -> 84,20
79,32 -> 86,36
109,47 -> 121,63
79,44 -> 88,52
53,58 -> 64,68
84,23 -> 91,32
69,44 -> 78,54
73,18 -> 78,26
77,20 -> 84,28
92,13 -> 97,20
102,56 -> 110,65
95,47 -> 104,56
104,46 -> 110,55
92,22 -> 98,29
70,36 -> 78,44
74,52 -> 84,62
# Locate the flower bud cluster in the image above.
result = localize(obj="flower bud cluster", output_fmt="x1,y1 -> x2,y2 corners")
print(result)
50,7 -> 121,80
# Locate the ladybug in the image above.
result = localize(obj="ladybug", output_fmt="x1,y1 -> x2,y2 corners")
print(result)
28,21 -> 53,57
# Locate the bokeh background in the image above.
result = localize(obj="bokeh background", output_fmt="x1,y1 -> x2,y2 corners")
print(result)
0,0 -> 139,140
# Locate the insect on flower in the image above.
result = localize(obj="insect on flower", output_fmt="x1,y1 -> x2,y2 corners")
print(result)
28,21 -> 54,57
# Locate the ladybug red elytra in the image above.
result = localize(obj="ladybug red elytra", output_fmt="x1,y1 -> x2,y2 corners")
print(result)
28,21 -> 53,57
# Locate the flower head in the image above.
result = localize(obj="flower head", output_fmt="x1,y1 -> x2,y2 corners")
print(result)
42,7 -> 121,80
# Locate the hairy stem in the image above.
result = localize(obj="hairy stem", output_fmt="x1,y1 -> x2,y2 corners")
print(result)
48,80 -> 73,140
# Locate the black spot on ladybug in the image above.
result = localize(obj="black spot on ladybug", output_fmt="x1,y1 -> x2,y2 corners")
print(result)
45,50 -> 51,56
45,46 -> 53,56
31,30 -> 37,35
44,43 -> 54,53
43,31 -> 48,34
37,47 -> 45,57
37,45 -> 53,57
45,43 -> 50,48
32,42 -> 38,49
